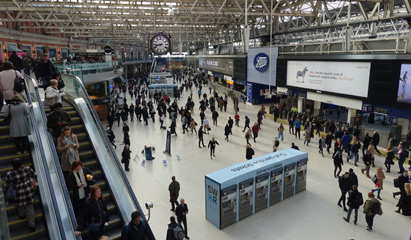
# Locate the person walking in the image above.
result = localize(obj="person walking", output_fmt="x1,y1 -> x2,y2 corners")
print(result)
75,185 -> 110,240
384,145 -> 394,172
166,216 -> 185,240
361,151 -> 372,178
273,137 -> 280,152
224,124 -> 230,141
168,176 -> 180,212
325,131 -> 333,154
212,110 -> 219,126
371,167 -> 385,200
363,192 -> 383,231
57,126 -> 80,179
362,132 -> 371,157
208,137 -> 219,159
4,158 -> 37,232
242,116 -> 250,132
338,172 -> 351,212
397,144 -> 408,173
343,185 -> 363,225
333,138 -> 342,158
277,124 -> 284,141
121,144 -> 132,171
246,145 -> 255,160
234,112 -> 240,127
190,119 -> 197,134
294,118 -> 302,139
203,117 -> 210,134
252,123 -> 259,143
175,198 -> 189,239
227,117 -> 234,135
288,117 -> 294,135
347,140 -> 361,166
5,95 -> 32,154
198,126 -> 206,148
318,134 -> 326,157
372,131 -> 381,155
67,160 -> 94,217
106,126 -> 117,149
334,152 -> 343,178
245,129 -> 252,146
304,126 -> 311,146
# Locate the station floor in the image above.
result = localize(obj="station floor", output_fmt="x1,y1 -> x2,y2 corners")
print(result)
107,87 -> 411,240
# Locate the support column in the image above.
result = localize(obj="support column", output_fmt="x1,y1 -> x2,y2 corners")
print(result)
347,108 -> 357,125
397,118 -> 410,136
297,98 -> 304,113
313,101 -> 321,116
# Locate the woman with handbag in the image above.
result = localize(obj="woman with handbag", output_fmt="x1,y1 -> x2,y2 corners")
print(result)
0,61 -> 24,105
5,95 -> 31,154
67,160 -> 94,217
75,185 -> 109,240
371,166 -> 385,200
57,126 -> 80,179
4,158 -> 37,232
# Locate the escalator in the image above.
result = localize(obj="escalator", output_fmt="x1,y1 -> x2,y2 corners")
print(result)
44,102 -> 123,239
0,114 -> 49,240
38,73 -> 155,239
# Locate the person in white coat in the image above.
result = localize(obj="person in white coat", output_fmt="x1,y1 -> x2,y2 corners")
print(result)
5,95 -> 32,154
44,79 -> 65,110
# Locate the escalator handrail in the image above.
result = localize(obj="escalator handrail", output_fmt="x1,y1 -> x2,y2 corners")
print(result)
22,77 -> 66,240
25,75 -> 81,240
61,74 -> 155,239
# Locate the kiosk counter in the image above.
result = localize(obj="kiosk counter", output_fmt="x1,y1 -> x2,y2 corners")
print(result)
205,148 -> 308,229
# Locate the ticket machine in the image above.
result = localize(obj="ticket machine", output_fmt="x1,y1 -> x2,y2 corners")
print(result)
283,163 -> 296,199
270,168 -> 283,205
220,185 -> 237,229
254,173 -> 269,213
296,159 -> 308,193
238,178 -> 254,220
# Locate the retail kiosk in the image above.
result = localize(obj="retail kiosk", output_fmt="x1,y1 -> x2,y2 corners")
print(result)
205,149 -> 308,229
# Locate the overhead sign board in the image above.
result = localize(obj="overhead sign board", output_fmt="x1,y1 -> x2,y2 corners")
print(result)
199,58 -> 234,76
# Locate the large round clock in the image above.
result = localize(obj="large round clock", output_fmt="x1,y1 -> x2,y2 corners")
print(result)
150,33 -> 171,55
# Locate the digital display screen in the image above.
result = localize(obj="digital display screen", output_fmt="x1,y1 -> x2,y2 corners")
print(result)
397,64 -> 411,103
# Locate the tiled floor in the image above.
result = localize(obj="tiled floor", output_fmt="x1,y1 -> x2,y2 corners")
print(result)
107,84 -> 410,240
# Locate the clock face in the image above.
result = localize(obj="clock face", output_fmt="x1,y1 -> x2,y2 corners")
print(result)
151,34 -> 171,55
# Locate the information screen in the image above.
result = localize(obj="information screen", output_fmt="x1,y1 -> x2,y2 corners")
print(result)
397,64 -> 411,104
286,61 -> 371,97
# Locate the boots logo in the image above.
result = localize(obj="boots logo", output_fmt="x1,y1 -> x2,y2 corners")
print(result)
254,53 -> 269,72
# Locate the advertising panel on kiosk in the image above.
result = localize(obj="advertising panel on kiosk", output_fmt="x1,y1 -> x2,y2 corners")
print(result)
286,61 -> 371,98
283,163 -> 296,200
254,173 -> 269,213
397,64 -> 411,104
270,168 -> 283,205
238,178 -> 254,220
296,159 -> 308,193
220,185 -> 237,229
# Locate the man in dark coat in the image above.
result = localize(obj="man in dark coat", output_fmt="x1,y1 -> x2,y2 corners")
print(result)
175,198 -> 190,239
362,132 -> 371,156
168,176 -> 180,212
343,185 -> 362,225
246,145 -> 255,160
372,131 -> 381,155
121,144 -> 131,171
47,102 -> 72,141
9,51 -> 23,72
36,53 -> 56,88
121,211 -> 146,240
338,172 -> 351,212
166,216 -> 184,240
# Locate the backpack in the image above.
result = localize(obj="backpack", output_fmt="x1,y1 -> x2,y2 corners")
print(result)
355,192 -> 364,206
14,71 -> 26,93
173,225 -> 185,240
370,201 -> 380,214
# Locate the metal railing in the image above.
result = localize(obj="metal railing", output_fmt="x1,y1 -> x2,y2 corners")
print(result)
61,73 -> 155,239
25,75 -> 80,240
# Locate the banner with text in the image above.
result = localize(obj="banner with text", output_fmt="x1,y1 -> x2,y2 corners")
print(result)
286,61 -> 371,98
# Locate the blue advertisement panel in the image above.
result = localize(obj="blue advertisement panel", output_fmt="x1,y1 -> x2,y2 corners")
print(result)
247,47 -> 278,86
205,177 -> 220,228
246,83 -> 253,103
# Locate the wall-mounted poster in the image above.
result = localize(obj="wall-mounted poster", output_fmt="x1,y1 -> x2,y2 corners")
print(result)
397,64 -> 411,104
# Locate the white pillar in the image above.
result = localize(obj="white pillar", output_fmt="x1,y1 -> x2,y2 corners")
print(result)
397,118 -> 410,136
297,98 -> 304,113
347,108 -> 357,125
313,101 -> 321,116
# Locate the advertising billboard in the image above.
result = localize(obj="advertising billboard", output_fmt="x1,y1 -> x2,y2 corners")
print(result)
286,61 -> 371,98
397,64 -> 411,104
247,47 -> 278,85
199,58 -> 234,76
